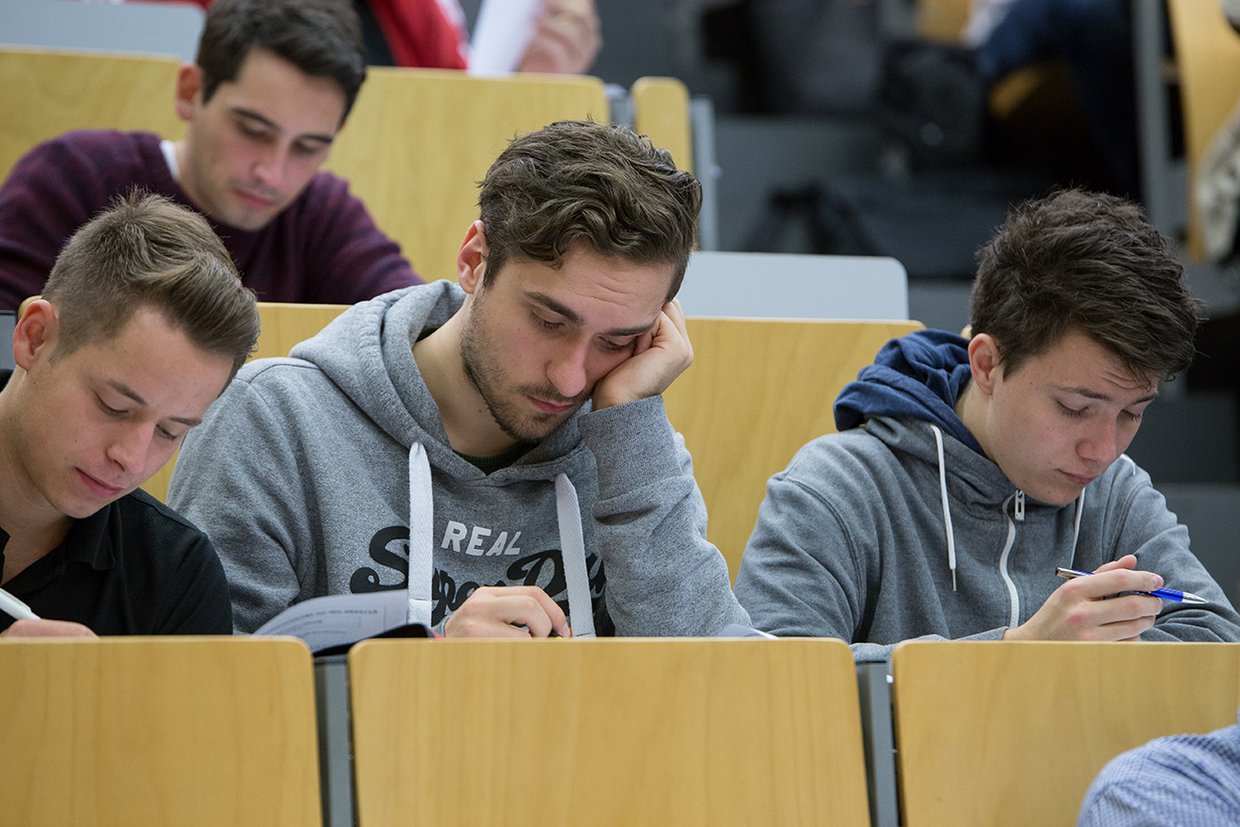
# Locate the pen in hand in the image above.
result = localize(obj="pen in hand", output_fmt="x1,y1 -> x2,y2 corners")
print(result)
0,586 -> 41,621
1055,567 -> 1209,605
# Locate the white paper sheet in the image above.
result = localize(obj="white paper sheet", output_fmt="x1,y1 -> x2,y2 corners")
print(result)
468,0 -> 541,75
253,590 -> 409,652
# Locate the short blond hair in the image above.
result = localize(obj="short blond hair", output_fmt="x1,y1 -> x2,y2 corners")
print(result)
42,190 -> 259,379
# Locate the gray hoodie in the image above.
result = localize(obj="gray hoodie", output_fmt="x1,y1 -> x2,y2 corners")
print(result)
734,333 -> 1240,661
170,283 -> 747,635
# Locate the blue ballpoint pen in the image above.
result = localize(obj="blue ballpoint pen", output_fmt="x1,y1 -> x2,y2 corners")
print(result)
1054,567 -> 1209,605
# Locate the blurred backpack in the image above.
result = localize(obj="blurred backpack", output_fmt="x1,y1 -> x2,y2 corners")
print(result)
875,40 -> 987,168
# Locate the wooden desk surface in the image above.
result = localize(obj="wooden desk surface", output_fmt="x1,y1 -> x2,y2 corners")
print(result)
0,637 -> 321,825
891,641 -> 1240,827
349,637 -> 870,826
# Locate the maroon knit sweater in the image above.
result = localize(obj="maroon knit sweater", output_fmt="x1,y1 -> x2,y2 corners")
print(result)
0,130 -> 423,310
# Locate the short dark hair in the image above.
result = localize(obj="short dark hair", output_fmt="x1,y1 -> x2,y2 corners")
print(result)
970,188 -> 1202,382
42,191 -> 259,380
196,0 -> 366,121
477,120 -> 702,299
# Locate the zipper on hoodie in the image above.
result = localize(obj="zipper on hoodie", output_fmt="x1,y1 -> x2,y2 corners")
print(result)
1013,490 -> 1026,522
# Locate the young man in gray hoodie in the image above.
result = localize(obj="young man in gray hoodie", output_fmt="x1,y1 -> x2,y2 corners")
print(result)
735,189 -> 1240,661
169,120 -> 749,637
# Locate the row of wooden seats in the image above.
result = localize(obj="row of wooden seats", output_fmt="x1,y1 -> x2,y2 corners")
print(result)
139,303 -> 921,579
5,637 -> 1238,826
0,47 -> 692,283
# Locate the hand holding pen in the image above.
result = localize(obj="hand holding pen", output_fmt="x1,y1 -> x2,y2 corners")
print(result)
1004,554 -> 1164,642
1055,567 -> 1209,605
0,586 -> 95,638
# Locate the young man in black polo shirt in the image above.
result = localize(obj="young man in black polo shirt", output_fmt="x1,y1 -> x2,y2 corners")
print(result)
0,192 -> 259,636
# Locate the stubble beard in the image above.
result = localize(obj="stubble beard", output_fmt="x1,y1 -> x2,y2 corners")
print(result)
459,309 -> 569,445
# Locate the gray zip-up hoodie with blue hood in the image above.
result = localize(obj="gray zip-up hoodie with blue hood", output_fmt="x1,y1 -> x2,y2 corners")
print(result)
734,329 -> 1240,661
170,283 -> 748,636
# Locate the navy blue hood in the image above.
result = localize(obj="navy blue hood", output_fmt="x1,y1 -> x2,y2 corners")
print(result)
834,329 -> 984,454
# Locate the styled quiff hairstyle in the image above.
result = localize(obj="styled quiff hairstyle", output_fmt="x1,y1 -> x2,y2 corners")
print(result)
970,188 -> 1201,382
42,191 -> 259,380
477,120 -> 702,298
196,0 -> 366,120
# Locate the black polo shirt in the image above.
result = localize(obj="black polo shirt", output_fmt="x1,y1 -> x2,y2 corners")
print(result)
0,372 -> 232,635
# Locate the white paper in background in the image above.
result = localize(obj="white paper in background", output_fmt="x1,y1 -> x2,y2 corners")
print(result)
468,0 -> 541,75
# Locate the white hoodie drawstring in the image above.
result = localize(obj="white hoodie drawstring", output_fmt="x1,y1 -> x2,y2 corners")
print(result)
555,474 -> 596,638
929,425 -> 958,591
404,443 -> 595,636
406,443 -> 434,627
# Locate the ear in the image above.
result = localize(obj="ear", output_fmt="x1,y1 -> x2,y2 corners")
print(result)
174,63 -> 204,123
967,333 -> 1002,396
13,299 -> 59,371
456,221 -> 489,294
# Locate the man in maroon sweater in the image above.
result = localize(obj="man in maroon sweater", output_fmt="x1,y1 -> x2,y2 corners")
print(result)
0,0 -> 423,312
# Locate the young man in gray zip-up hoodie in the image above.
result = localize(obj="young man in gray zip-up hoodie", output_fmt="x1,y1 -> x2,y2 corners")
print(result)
169,120 -> 748,637
735,189 -> 1240,661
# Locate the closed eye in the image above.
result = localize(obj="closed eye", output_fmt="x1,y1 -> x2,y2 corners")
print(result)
533,313 -> 563,331
1057,402 -> 1086,419
96,396 -> 126,417
291,139 -> 329,157
237,121 -> 274,142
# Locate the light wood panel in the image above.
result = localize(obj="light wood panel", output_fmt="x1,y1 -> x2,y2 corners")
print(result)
891,641 -> 1240,827
324,66 -> 610,282
1166,0 -> 1240,260
667,317 -> 922,579
0,47 -> 182,180
349,637 -> 869,826
0,637 -> 320,826
251,301 -> 351,361
631,76 -> 694,172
